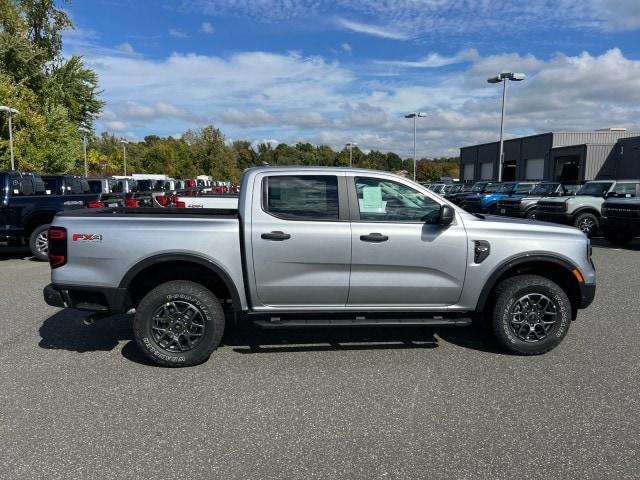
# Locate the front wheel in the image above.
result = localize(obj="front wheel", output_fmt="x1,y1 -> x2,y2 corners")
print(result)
603,228 -> 634,246
573,212 -> 599,238
29,224 -> 50,261
525,209 -> 537,220
491,274 -> 572,355
133,280 -> 225,367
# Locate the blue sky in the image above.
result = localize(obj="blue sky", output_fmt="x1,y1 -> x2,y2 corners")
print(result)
63,0 -> 640,157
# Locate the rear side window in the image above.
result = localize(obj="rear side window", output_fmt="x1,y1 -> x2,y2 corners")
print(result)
612,182 -> 639,198
263,175 -> 339,221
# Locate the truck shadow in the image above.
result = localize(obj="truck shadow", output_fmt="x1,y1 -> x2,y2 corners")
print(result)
38,311 -> 502,366
0,246 -> 33,261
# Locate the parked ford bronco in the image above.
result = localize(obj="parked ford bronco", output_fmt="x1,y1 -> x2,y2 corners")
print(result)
536,180 -> 640,237
44,167 -> 596,366
601,196 -> 640,246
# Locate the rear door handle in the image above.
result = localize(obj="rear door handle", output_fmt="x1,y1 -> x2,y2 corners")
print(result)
360,233 -> 388,243
261,231 -> 291,241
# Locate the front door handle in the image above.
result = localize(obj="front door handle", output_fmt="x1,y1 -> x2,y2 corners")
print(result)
360,233 -> 388,243
261,231 -> 291,241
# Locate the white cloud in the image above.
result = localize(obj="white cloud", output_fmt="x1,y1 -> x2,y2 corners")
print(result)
116,42 -> 136,55
169,29 -> 189,38
337,18 -> 409,40
376,49 -> 479,68
340,42 -> 352,53
87,45 -> 640,157
200,21 -> 214,34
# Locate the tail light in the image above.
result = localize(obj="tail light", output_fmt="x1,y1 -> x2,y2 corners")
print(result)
125,198 -> 138,208
85,200 -> 104,208
156,195 -> 169,207
48,226 -> 67,269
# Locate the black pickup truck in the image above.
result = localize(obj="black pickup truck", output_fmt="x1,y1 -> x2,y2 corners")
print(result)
0,171 -> 100,260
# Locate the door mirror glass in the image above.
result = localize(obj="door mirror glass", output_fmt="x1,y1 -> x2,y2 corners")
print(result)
439,205 -> 455,226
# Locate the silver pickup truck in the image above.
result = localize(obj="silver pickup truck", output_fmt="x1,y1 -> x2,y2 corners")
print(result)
43,167 -> 596,367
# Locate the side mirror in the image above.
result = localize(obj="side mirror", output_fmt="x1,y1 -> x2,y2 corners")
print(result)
439,204 -> 455,226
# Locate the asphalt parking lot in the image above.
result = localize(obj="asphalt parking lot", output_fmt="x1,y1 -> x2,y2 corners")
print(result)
1,241 -> 639,480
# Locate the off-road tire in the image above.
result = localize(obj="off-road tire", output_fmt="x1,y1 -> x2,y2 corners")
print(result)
525,209 -> 536,220
29,224 -> 50,261
491,274 -> 572,355
573,212 -> 599,238
133,280 -> 225,367
603,228 -> 634,246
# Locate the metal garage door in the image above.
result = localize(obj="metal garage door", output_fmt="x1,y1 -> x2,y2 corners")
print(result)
525,158 -> 544,180
480,162 -> 493,180
463,164 -> 474,181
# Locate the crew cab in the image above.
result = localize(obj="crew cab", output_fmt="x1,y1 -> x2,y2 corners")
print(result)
44,167 -> 596,367
1,171 -> 100,260
463,182 -> 538,214
536,180 -> 640,237
496,182 -> 580,220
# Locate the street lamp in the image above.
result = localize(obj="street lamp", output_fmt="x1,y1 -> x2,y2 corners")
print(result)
487,72 -> 525,182
79,127 -> 89,176
0,105 -> 20,170
120,138 -> 129,176
404,112 -> 427,182
345,142 -> 357,167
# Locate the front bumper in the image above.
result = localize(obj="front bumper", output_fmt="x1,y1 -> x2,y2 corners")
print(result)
579,283 -> 596,309
601,217 -> 640,234
44,283 -> 131,313
535,211 -> 573,225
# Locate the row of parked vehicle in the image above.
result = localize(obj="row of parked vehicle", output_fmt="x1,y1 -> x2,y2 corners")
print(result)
0,171 -> 238,260
436,179 -> 640,245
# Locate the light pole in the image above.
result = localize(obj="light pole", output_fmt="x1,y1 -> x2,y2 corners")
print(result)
120,139 -> 129,176
0,105 -> 20,170
345,142 -> 357,167
79,127 -> 89,176
487,72 -> 525,182
404,112 -> 427,182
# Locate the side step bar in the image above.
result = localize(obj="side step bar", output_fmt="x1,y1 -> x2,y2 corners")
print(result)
253,316 -> 472,329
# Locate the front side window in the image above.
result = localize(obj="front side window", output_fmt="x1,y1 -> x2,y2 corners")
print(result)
531,183 -> 559,195
612,182 -> 638,198
354,177 -> 441,223
514,183 -> 535,194
264,175 -> 339,221
497,182 -> 517,193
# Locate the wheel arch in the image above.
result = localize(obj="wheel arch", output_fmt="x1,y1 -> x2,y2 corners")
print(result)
476,254 -> 584,319
119,253 -> 243,312
571,207 -> 601,220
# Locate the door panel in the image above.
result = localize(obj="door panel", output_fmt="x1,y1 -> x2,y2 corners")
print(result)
250,174 -> 351,307
348,176 -> 467,307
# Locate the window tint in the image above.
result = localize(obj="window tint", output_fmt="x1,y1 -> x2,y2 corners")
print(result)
354,177 -> 441,223
612,182 -> 638,198
264,175 -> 339,221
87,180 -> 103,193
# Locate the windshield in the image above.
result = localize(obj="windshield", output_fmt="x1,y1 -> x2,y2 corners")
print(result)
531,183 -> 558,195
445,184 -> 462,194
471,182 -> 487,192
514,183 -> 535,194
484,183 -> 501,193
576,182 -> 612,196
497,182 -> 516,193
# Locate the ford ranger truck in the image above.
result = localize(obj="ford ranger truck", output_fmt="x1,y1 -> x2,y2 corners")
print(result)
43,167 -> 596,367
536,180 -> 640,237
497,182 -> 580,220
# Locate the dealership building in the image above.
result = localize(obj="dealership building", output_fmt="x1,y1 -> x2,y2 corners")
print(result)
459,129 -> 640,183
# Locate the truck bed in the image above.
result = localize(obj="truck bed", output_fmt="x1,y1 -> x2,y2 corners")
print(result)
56,206 -> 238,218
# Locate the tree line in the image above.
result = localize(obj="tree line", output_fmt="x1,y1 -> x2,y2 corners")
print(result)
1,1 -> 459,183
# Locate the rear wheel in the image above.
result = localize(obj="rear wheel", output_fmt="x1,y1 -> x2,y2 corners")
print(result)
573,212 -> 599,238
491,274 -> 572,355
525,209 -> 537,220
133,280 -> 225,367
29,224 -> 50,261
603,227 -> 634,246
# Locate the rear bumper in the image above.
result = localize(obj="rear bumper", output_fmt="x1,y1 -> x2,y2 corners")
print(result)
536,211 -> 573,225
579,283 -> 596,309
43,283 -> 131,313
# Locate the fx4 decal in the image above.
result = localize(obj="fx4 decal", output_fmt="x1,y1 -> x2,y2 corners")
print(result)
72,233 -> 103,242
